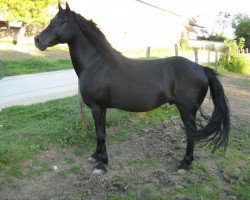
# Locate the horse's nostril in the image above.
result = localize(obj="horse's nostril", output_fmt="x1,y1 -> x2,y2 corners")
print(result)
34,36 -> 40,44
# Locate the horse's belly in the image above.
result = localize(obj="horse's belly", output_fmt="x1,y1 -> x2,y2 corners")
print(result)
110,90 -> 169,112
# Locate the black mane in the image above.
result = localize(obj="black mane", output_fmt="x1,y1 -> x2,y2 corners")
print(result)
71,11 -> 122,64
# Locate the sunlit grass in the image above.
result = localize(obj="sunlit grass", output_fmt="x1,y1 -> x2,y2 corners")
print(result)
5,58 -> 72,76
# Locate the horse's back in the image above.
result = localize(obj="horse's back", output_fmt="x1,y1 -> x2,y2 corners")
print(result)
107,56 -> 208,111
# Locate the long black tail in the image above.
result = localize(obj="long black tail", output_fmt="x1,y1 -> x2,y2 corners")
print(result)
192,67 -> 230,152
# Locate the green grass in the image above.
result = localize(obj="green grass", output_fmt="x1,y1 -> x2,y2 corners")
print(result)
171,183 -> 223,199
129,158 -> 158,168
0,95 -> 178,179
57,170 -> 67,178
68,165 -> 80,174
108,119 -> 250,199
109,193 -> 138,200
218,125 -> 250,199
0,38 -> 14,45
3,47 -> 249,76
0,93 -> 249,199
5,59 -> 72,76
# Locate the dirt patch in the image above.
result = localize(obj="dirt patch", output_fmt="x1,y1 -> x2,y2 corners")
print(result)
0,73 -> 249,199
220,74 -> 250,124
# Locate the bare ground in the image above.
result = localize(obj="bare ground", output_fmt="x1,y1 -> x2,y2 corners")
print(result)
0,73 -> 249,200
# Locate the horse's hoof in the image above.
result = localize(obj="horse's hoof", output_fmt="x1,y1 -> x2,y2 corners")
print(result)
92,168 -> 106,175
177,169 -> 187,174
178,160 -> 191,170
87,157 -> 98,164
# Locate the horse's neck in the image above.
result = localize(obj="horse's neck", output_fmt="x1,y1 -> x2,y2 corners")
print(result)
68,33 -> 101,78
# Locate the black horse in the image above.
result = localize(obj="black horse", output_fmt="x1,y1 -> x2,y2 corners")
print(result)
35,3 -> 230,175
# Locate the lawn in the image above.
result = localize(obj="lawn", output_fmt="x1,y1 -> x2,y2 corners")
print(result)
1,38 -> 223,76
5,59 -> 72,76
0,39 -> 249,199
0,95 -> 178,178
0,91 -> 249,199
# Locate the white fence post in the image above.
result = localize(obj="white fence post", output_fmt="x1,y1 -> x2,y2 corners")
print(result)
207,50 -> 210,66
174,44 -> 178,56
215,50 -> 219,72
146,46 -> 151,59
194,48 -> 199,63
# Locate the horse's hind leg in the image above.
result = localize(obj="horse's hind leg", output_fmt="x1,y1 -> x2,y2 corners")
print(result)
177,105 -> 198,170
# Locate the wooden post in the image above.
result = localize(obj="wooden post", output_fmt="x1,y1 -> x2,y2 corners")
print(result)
174,44 -> 178,56
227,47 -> 231,64
207,50 -> 210,66
215,50 -> 218,72
194,48 -> 199,63
78,80 -> 85,122
146,46 -> 151,59
246,48 -> 248,54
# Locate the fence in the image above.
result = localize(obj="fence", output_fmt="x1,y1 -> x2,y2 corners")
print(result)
142,44 -> 220,71
238,48 -> 249,54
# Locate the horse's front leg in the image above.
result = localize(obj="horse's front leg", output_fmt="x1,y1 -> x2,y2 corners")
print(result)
88,105 -> 108,175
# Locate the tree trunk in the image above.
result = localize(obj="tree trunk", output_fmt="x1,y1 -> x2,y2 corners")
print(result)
13,24 -> 26,45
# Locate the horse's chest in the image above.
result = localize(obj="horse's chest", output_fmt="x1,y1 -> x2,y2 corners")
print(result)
80,77 -> 110,106
80,82 -> 96,103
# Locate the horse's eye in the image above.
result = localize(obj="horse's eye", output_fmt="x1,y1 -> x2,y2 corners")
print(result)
59,21 -> 64,25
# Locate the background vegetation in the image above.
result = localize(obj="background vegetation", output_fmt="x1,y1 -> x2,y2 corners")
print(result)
0,0 -> 57,25
219,38 -> 249,74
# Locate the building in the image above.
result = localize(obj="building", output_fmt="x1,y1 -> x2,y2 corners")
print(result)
68,0 -> 204,50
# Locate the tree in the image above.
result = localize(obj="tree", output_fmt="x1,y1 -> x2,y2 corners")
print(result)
0,0 -> 57,44
231,14 -> 249,29
234,19 -> 250,49
0,0 -> 57,24
216,11 -> 231,36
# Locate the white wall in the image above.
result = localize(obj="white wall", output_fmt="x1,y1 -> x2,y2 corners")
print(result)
68,0 -> 184,50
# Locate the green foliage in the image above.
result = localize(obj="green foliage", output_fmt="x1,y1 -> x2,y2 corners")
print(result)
198,34 -> 226,42
0,0 -> 57,24
238,37 -> 245,51
227,55 -> 248,73
219,38 -> 249,74
234,18 -> 250,49
231,13 -> 249,29
178,38 -> 189,49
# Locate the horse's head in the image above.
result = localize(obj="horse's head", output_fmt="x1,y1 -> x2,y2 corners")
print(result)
35,2 -> 74,51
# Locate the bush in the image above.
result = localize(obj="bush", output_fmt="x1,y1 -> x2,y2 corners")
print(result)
198,34 -> 226,42
179,38 -> 189,49
227,55 -> 248,73
219,38 -> 249,74
238,37 -> 245,52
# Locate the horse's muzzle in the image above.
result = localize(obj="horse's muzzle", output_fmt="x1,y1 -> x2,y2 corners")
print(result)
34,35 -> 47,51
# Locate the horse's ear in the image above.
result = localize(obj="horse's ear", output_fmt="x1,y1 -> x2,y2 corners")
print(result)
58,1 -> 63,11
66,2 -> 71,12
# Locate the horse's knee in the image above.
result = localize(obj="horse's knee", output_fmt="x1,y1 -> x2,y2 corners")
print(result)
96,132 -> 106,141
